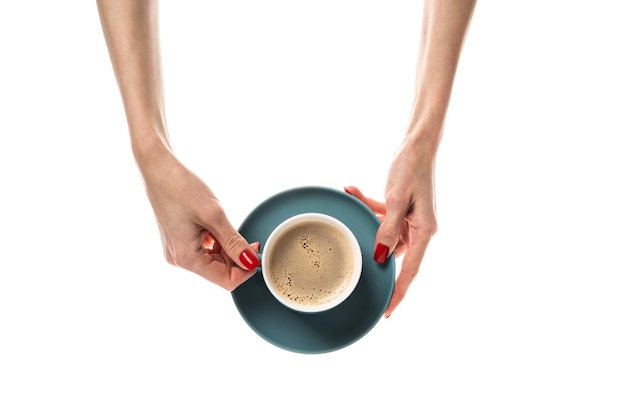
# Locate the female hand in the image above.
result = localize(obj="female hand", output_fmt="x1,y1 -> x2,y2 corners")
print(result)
345,0 -> 476,316
97,0 -> 260,291
138,142 -> 260,291
345,137 -> 438,317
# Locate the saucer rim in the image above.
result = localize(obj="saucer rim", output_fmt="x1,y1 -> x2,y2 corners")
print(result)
232,186 -> 395,354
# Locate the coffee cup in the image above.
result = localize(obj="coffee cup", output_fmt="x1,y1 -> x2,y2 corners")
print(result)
259,213 -> 362,313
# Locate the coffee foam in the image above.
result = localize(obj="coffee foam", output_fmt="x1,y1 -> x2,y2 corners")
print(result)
268,222 -> 354,306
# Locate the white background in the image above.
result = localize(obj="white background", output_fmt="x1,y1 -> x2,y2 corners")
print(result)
1,1 -> 625,417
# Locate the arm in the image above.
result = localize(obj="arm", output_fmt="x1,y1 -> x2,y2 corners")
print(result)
407,0 -> 476,147
97,0 -> 168,155
347,0 -> 476,316
97,0 -> 259,290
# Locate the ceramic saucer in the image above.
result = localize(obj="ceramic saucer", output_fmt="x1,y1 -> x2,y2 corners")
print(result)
232,186 -> 394,354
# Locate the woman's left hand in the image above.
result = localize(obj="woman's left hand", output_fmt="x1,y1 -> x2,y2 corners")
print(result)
345,138 -> 439,317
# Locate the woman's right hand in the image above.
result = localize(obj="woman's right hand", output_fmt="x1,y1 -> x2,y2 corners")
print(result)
136,139 -> 259,291
97,0 -> 259,291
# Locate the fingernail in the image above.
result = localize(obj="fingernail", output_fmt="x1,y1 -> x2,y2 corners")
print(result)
239,249 -> 260,270
343,187 -> 352,195
374,243 -> 389,264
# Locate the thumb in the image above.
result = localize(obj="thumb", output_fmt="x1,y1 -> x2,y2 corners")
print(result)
373,200 -> 406,264
211,221 -> 260,271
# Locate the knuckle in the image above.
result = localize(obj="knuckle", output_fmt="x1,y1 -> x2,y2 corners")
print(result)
385,194 -> 408,211
221,231 -> 244,253
412,212 -> 438,238
165,253 -> 176,266
381,221 -> 403,240
163,246 -> 177,266
165,246 -> 193,269
422,219 -> 438,236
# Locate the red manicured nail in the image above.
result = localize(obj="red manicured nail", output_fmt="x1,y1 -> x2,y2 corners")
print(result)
239,249 -> 260,270
343,187 -> 353,195
374,243 -> 389,264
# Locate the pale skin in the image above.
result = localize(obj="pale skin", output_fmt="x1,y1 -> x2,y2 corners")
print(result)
348,0 -> 476,317
96,0 -> 475,315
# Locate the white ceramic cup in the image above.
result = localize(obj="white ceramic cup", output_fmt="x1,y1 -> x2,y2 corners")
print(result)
260,213 -> 362,313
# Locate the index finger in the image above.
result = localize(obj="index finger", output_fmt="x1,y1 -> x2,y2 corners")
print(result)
344,186 -> 387,215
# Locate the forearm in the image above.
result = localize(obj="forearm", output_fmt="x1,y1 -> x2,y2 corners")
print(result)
96,0 -> 170,159
406,0 -> 476,152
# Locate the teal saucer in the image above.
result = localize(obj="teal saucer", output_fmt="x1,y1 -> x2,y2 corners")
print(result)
232,186 -> 395,354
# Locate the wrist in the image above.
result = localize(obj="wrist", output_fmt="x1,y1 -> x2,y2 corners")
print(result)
401,123 -> 442,162
129,126 -> 173,171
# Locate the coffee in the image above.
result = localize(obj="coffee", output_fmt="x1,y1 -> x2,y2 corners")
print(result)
267,222 -> 354,306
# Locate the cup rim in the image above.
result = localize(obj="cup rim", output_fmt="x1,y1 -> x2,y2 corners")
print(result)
261,213 -> 362,313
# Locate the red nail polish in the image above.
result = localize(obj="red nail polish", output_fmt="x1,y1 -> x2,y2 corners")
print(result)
239,249 -> 260,270
374,243 -> 389,264
344,187 -> 352,195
